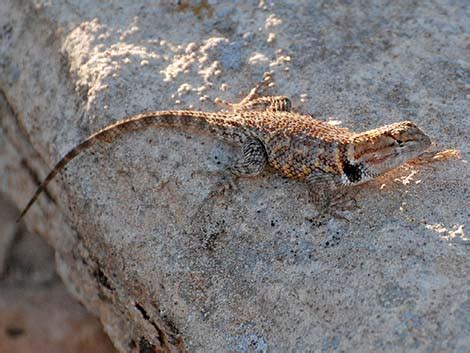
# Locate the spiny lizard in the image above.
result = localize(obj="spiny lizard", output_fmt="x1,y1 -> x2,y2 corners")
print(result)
17,84 -> 431,221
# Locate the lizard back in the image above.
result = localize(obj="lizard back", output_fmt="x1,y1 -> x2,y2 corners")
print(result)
17,109 -> 351,220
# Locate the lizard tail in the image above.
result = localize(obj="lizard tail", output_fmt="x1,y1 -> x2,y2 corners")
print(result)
17,137 -> 95,222
17,110 -> 245,222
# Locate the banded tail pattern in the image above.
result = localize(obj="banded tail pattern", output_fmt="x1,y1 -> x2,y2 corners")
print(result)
17,110 -> 248,221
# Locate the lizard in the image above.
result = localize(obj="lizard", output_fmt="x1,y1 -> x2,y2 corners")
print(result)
17,80 -> 432,222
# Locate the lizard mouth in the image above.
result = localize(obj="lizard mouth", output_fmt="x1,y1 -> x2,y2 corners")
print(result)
367,141 -> 429,167
366,151 -> 400,166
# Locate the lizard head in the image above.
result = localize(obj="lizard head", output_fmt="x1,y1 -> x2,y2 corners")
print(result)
343,121 -> 431,184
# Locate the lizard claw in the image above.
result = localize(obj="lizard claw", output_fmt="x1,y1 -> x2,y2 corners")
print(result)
213,97 -> 233,110
212,71 -> 275,112
190,169 -> 238,228
208,172 -> 239,198
306,188 -> 356,225
191,169 -> 239,198
330,190 -> 358,212
305,208 -> 351,226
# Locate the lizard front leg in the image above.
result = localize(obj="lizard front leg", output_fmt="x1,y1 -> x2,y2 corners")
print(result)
305,171 -> 354,220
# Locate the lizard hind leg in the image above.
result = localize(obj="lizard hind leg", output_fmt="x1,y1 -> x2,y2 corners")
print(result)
231,138 -> 268,176
265,96 -> 292,112
216,95 -> 292,113
208,138 -> 268,197
215,72 -> 292,113
192,138 -> 268,226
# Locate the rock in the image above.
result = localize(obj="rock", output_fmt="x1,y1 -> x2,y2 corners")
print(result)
0,195 -> 17,276
0,0 -> 468,351
0,197 -> 116,353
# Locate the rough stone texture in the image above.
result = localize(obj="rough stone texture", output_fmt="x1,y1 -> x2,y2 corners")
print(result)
1,0 -> 468,352
0,195 -> 17,275
0,196 -> 116,353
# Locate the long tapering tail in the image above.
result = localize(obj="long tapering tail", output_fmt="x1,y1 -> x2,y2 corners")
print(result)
17,110 -> 246,221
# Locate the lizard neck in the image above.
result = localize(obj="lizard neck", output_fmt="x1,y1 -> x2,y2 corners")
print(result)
340,142 -> 375,185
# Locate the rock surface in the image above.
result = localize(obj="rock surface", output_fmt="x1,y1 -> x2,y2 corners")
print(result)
1,0 -> 468,352
0,196 -> 116,353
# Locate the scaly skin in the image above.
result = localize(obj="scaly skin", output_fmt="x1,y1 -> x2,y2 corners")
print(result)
17,90 -> 431,221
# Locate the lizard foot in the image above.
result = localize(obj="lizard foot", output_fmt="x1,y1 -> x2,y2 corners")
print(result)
330,190 -> 358,212
190,171 -> 238,232
191,169 -> 239,198
207,171 -> 239,198
306,189 -> 357,224
213,72 -> 276,112
305,209 -> 350,226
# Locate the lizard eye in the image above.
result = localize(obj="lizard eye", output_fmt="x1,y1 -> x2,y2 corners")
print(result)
395,139 -> 404,147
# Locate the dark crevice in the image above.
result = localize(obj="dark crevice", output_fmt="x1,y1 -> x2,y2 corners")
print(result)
5,326 -> 24,338
161,313 -> 180,335
128,339 -> 137,349
93,267 -> 114,290
135,303 -> 151,321
139,336 -> 156,353
135,303 -> 167,348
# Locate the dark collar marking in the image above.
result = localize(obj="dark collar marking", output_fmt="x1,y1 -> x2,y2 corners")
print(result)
343,159 -> 365,183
